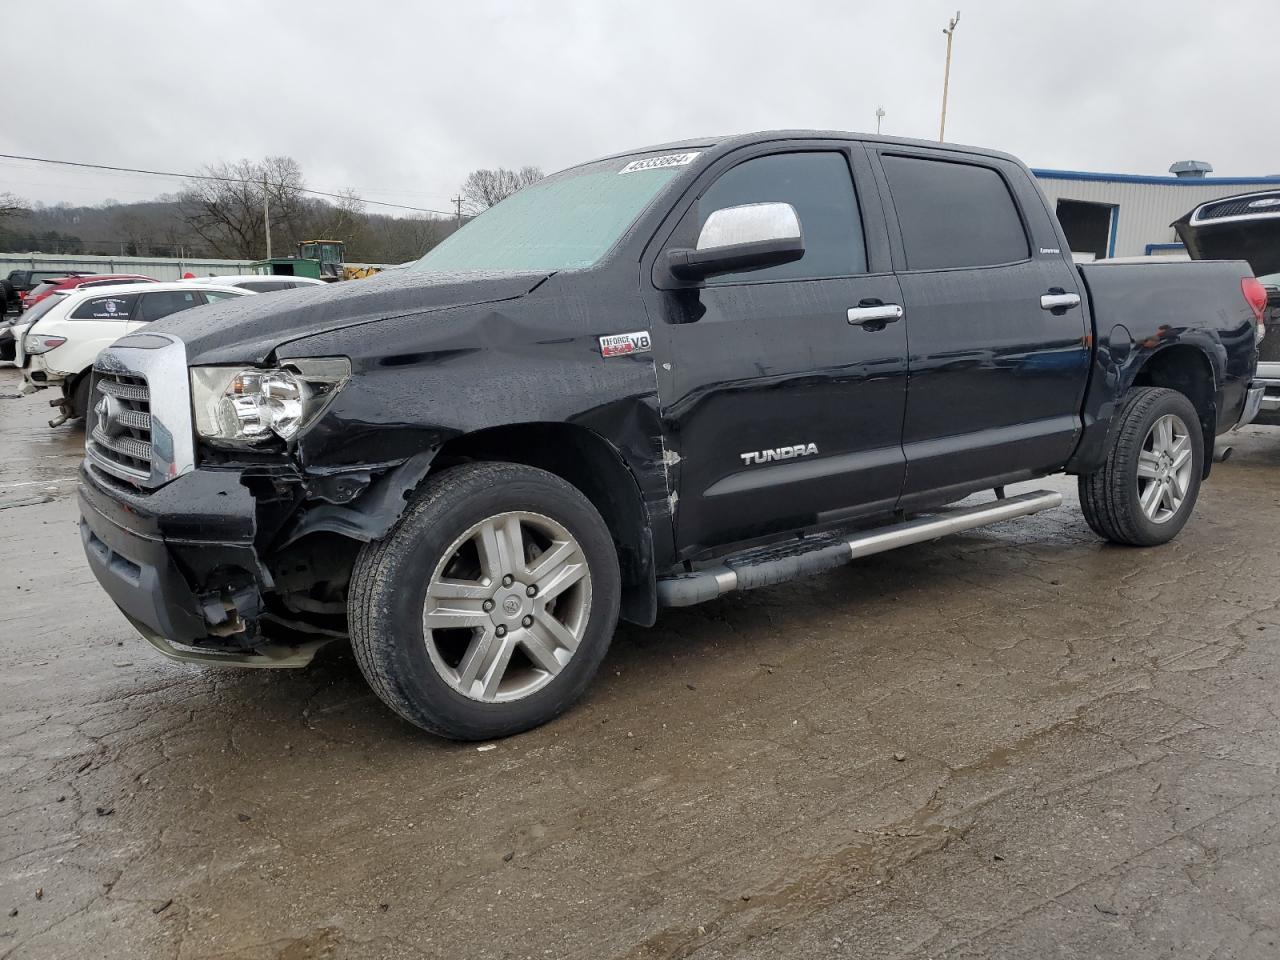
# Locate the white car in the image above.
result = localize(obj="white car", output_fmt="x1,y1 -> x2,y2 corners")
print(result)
21,281 -> 251,425
186,274 -> 327,292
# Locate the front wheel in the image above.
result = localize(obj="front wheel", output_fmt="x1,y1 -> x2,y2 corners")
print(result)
70,374 -> 92,420
1078,386 -> 1204,546
348,462 -> 620,740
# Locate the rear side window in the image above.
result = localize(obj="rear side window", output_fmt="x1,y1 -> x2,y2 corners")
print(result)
690,152 -> 867,283
71,294 -> 137,320
881,155 -> 1029,270
238,280 -> 290,292
201,290 -> 243,304
136,290 -> 202,323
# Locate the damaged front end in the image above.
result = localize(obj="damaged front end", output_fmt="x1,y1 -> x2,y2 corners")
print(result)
78,332 -> 432,667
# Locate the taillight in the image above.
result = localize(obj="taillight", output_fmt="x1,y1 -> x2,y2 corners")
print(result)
1242,277 -> 1267,344
24,335 -> 66,355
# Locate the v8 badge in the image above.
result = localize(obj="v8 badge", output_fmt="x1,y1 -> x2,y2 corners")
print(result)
599,330 -> 652,358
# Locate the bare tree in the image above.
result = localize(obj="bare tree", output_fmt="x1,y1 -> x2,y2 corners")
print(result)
179,157 -> 309,259
0,192 -> 29,224
460,166 -> 544,212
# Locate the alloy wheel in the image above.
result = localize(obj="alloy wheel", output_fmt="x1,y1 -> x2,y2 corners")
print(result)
422,511 -> 592,702
1136,413 -> 1193,524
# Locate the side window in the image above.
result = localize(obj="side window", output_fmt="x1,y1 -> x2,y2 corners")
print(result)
240,280 -> 289,292
201,290 -> 243,304
70,294 -> 137,320
881,155 -> 1030,270
136,290 -> 202,323
690,151 -> 867,283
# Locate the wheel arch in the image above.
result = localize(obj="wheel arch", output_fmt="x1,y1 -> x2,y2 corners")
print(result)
1128,343 -> 1217,478
430,421 -> 657,626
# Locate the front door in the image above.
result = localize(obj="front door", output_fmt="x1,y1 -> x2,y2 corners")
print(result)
651,146 -> 909,558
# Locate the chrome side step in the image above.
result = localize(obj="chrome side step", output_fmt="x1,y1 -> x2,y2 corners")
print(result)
656,489 -> 1063,608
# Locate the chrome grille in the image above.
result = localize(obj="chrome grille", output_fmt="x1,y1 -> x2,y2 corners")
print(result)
1194,191 -> 1280,222
87,372 -> 153,481
85,333 -> 195,489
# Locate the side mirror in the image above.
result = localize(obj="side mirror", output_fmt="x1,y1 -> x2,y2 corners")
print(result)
666,202 -> 805,281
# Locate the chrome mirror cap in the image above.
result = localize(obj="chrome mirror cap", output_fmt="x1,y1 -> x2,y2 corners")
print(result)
696,202 -> 802,251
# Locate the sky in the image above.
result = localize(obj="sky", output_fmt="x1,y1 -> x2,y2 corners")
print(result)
4,0 -> 1277,215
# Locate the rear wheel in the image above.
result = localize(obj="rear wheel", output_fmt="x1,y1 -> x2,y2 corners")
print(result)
349,462 -> 620,740
1078,387 -> 1203,546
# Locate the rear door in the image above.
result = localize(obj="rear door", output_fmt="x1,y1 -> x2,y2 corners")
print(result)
869,148 -> 1090,505
650,143 -> 909,557
47,293 -> 139,370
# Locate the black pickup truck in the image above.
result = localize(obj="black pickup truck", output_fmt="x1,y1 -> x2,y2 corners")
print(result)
78,131 -> 1264,740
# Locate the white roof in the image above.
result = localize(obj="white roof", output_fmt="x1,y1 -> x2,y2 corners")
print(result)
55,280 -> 250,303
184,274 -> 326,285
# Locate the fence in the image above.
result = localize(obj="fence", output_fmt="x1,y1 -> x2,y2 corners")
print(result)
1,252 -> 396,281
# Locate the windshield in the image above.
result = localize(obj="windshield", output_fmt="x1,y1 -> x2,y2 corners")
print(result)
409,154 -> 691,274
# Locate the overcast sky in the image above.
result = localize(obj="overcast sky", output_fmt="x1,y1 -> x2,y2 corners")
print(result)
5,0 -> 1277,215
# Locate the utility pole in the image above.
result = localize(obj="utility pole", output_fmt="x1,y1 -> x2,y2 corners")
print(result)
452,196 -> 463,228
939,10 -> 961,142
263,174 -> 272,259
875,106 -> 886,135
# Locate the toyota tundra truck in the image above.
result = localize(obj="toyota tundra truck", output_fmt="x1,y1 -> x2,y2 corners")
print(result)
77,131 -> 1266,740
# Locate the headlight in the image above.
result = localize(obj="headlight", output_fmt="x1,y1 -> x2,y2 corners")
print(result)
24,334 -> 66,355
190,358 -> 350,445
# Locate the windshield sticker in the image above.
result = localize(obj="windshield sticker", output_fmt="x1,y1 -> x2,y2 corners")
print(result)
599,331 -> 652,358
618,152 -> 700,175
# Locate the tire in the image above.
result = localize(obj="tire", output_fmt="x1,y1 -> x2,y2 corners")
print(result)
349,462 -> 621,740
1078,387 -> 1204,546
70,375 -> 91,420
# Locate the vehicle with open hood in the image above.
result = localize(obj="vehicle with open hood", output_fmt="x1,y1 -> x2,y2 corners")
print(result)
78,131 -> 1263,740
1175,189 -> 1280,425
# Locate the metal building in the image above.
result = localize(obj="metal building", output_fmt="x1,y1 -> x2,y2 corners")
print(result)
1032,165 -> 1280,260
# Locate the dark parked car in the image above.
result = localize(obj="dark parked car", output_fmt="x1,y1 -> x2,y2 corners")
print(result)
79,131 -> 1263,740
5,269 -> 93,312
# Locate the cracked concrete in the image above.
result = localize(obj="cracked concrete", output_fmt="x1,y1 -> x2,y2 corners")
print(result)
1,364 -> 1278,959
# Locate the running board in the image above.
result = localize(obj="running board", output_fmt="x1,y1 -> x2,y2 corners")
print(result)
656,489 -> 1063,608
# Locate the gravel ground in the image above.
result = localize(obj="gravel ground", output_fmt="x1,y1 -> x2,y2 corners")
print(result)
1,364 -> 1278,960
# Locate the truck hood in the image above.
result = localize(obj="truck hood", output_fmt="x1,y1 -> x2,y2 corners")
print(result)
1173,195 -> 1280,278
151,269 -> 550,365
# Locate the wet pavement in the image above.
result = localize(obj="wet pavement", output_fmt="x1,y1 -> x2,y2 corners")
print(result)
1,363 -> 1278,960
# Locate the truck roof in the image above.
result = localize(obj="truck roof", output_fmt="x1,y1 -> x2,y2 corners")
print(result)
592,129 -> 1023,168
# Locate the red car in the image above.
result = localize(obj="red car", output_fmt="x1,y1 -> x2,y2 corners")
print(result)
21,274 -> 158,310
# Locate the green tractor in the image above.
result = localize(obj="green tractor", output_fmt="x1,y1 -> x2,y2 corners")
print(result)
252,240 -> 348,281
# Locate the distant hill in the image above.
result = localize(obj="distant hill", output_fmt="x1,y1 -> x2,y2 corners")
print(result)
0,194 -> 457,265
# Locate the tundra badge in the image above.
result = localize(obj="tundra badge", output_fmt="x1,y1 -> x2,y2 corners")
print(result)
740,443 -> 819,466
599,331 -> 652,358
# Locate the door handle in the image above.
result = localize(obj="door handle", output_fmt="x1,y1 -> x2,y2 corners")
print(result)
847,304 -> 904,326
1040,292 -> 1081,311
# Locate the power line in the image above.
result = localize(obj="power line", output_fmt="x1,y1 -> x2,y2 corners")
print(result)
0,153 -> 455,217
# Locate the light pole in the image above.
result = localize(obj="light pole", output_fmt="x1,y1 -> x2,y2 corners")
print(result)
263,174 -> 272,260
939,10 -> 960,142
875,106 -> 886,135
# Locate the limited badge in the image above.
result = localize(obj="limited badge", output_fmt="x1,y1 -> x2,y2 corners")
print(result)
599,331 -> 652,358
618,153 -> 701,175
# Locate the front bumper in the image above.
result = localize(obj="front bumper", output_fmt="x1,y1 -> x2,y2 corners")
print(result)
78,462 -> 321,667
